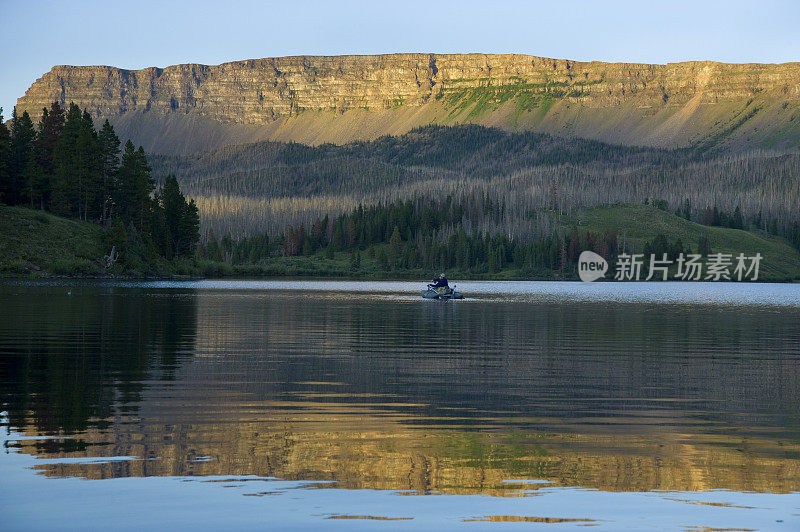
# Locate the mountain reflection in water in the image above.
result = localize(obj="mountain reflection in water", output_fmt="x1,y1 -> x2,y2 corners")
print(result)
2,281 -> 798,500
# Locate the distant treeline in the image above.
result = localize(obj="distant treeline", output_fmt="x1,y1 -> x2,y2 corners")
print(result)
199,187 -> 800,267
150,125 -> 800,246
202,196 -> 622,275
199,192 -> 800,278
0,103 -> 199,264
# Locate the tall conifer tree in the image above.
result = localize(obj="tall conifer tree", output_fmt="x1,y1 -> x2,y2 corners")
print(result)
31,101 -> 65,209
160,175 -> 200,257
8,108 -> 36,205
77,109 -> 100,219
116,140 -> 154,232
52,104 -> 83,216
97,119 -> 120,222
0,108 -> 10,204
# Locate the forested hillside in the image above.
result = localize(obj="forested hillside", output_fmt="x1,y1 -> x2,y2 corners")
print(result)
150,125 -> 800,247
192,198 -> 800,281
0,103 -> 200,273
3,102 -> 798,280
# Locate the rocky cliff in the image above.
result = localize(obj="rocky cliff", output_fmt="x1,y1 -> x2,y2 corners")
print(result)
16,53 -> 800,153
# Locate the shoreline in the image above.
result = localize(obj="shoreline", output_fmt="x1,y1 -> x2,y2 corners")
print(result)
1,273 -> 797,284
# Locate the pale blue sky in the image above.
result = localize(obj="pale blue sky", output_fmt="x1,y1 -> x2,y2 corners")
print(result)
2,0 -> 799,119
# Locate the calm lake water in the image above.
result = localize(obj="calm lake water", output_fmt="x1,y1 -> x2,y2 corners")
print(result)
1,280 -> 799,530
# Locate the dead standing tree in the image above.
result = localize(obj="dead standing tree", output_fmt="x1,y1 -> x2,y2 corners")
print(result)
98,246 -> 118,273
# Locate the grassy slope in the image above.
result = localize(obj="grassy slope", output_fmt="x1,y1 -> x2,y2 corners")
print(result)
0,205 -> 106,276
109,87 -> 800,154
563,204 -> 800,281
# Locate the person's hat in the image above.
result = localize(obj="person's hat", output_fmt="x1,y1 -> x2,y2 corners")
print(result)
440,273 -> 445,277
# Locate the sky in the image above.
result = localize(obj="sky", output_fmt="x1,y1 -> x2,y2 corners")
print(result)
2,0 -> 800,119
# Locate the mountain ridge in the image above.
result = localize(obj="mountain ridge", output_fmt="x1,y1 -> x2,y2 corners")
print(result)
16,53 -> 800,154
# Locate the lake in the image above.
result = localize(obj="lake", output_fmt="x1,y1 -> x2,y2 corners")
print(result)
1,280 -> 799,530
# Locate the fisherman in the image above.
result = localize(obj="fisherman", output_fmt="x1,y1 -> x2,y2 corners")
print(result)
429,273 -> 450,294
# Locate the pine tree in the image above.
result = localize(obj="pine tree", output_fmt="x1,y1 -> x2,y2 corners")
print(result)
487,240 -> 500,274
31,102 -> 65,209
204,228 -> 222,261
50,106 -> 100,219
52,103 -> 83,216
115,140 -> 154,232
388,226 -> 403,269
179,199 -> 200,256
732,206 -> 744,230
77,110 -> 100,219
220,233 -> 233,262
455,228 -> 469,269
96,119 -> 120,222
350,249 -> 362,271
8,108 -> 36,205
160,175 -> 199,257
375,247 -> 388,270
0,108 -> 9,204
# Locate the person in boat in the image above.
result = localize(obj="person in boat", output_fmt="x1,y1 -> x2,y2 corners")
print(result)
429,273 -> 450,294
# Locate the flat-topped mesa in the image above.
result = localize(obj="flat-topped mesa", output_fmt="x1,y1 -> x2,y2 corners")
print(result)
16,53 -> 800,152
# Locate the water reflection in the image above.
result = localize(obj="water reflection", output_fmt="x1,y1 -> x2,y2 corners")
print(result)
1,282 -> 799,498
0,286 -> 197,438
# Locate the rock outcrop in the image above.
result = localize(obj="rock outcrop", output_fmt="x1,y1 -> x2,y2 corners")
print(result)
16,53 -> 800,153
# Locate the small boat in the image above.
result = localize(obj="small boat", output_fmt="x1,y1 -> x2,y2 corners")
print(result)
421,285 -> 463,300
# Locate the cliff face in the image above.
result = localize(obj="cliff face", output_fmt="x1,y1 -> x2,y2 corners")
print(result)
16,54 -> 800,153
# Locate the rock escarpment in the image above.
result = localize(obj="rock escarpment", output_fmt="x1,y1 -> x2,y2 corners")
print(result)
16,53 -> 800,153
